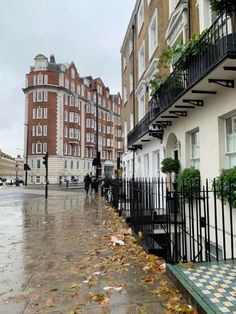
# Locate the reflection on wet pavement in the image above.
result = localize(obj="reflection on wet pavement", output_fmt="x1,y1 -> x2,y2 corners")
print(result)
0,188 -> 186,314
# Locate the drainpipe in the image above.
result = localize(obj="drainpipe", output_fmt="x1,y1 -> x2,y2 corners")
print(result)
188,0 -> 191,41
132,24 -> 135,180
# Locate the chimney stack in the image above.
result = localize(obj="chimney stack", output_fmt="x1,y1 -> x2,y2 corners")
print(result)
50,54 -> 55,63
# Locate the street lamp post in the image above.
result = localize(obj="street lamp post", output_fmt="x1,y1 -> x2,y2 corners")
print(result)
95,90 -> 99,181
91,89 -> 100,182
24,123 -> 29,186
15,162 -> 19,186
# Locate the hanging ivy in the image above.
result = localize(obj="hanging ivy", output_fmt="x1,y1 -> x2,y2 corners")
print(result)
149,30 -> 208,97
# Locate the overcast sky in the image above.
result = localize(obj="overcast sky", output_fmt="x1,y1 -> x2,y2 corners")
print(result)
0,0 -> 135,157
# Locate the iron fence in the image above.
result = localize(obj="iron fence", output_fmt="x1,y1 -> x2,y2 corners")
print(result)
119,178 -> 236,264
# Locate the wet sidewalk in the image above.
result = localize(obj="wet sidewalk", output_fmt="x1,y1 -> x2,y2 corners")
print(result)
0,189 -> 194,314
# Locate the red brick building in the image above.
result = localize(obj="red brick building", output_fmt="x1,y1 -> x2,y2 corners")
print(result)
23,54 -> 123,184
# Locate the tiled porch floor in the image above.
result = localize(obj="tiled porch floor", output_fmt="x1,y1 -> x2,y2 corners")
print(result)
167,260 -> 236,314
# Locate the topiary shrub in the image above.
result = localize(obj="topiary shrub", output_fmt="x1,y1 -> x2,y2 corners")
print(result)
177,168 -> 201,199
161,158 -> 180,175
215,167 -> 236,208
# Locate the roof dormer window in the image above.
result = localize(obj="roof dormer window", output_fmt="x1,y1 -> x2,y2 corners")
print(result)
34,54 -> 48,71
35,60 -> 47,70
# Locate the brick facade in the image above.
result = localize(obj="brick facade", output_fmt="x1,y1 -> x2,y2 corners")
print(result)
23,54 -> 123,184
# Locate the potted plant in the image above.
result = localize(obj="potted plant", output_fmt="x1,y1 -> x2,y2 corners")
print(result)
161,158 -> 180,184
161,158 -> 180,214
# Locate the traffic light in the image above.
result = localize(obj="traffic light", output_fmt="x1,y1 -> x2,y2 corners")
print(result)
43,152 -> 48,167
97,151 -> 101,166
117,157 -> 120,169
24,163 -> 31,171
92,158 -> 98,166
92,152 -> 101,166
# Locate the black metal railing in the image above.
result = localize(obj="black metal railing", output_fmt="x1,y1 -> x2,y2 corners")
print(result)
127,11 -> 236,148
150,10 -> 236,121
127,112 -> 151,148
119,177 -> 236,264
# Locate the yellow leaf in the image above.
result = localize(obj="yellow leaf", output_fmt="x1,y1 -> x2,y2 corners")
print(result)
138,231 -> 143,238
66,269 -> 79,275
160,280 -> 169,286
46,298 -> 55,307
145,276 -> 154,283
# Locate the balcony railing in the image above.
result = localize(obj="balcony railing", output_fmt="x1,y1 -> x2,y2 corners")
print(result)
150,10 -> 236,121
127,112 -> 151,148
127,11 -> 236,147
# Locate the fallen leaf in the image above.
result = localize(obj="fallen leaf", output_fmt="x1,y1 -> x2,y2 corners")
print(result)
46,298 -> 55,307
111,235 -> 124,242
48,287 -> 58,292
64,283 -> 79,292
143,265 -> 151,271
138,231 -> 143,238
145,276 -> 154,283
160,280 -> 169,286
66,269 -> 79,275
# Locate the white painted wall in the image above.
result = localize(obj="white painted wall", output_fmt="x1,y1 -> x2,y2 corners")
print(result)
163,86 -> 236,180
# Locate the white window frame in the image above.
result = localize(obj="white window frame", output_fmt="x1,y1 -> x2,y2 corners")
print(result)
129,73 -> 133,93
43,91 -> 48,102
36,125 -> 42,136
37,107 -> 42,119
137,0 -> 144,35
148,9 -> 158,59
123,85 -> 127,104
138,93 -> 145,122
69,112 -> 74,123
226,116 -> 236,168
36,142 -> 42,154
44,108 -> 47,119
43,125 -> 47,136
190,130 -> 200,169
152,150 -> 160,178
32,126 -> 35,136
37,91 -> 43,102
43,143 -> 47,154
138,41 -> 145,78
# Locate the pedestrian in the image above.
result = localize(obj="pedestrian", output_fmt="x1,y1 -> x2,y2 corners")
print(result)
84,173 -> 91,195
91,177 -> 97,193
102,175 -> 111,200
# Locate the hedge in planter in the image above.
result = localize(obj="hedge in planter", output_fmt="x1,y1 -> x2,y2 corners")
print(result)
177,168 -> 201,199
215,167 -> 236,208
